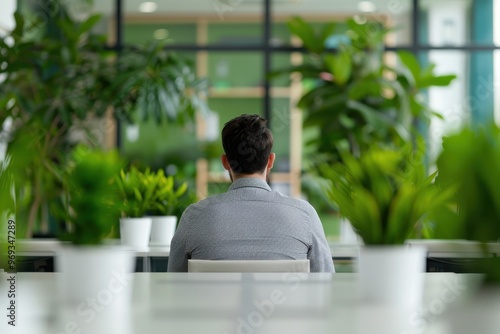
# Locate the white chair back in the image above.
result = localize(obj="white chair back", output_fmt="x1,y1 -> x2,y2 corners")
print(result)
187,259 -> 310,273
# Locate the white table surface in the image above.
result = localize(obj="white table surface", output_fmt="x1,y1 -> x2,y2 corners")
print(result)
16,239 -> 359,258
17,239 -> 500,259
1,272 -> 492,334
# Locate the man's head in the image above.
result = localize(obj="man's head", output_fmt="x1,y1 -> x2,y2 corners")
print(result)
221,114 -> 275,179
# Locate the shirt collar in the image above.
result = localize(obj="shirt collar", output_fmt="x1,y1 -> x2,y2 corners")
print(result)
228,177 -> 272,192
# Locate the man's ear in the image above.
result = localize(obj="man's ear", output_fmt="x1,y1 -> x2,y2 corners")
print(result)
267,153 -> 275,169
221,154 -> 231,171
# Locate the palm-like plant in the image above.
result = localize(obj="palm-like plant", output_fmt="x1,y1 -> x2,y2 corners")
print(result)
322,142 -> 451,245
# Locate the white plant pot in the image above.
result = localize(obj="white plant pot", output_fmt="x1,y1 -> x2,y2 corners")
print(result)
120,217 -> 152,251
358,246 -> 426,308
55,246 -> 135,333
55,245 -> 135,306
149,215 -> 177,246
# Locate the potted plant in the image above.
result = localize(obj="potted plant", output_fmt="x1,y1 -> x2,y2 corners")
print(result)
431,123 -> 500,334
322,142 -> 451,307
55,145 -> 135,325
146,169 -> 188,247
116,167 -> 156,250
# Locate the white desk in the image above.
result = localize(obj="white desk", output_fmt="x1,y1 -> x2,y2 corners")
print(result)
16,239 -> 359,272
18,239 -> 500,258
16,239 -> 500,273
16,239 -> 358,257
1,272 -> 491,334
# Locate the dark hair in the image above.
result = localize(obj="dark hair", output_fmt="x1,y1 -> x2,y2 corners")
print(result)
221,114 -> 273,175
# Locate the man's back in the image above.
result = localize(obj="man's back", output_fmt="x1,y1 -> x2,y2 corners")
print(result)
167,178 -> 335,272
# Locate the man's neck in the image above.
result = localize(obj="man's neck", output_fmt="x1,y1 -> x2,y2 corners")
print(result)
231,171 -> 269,183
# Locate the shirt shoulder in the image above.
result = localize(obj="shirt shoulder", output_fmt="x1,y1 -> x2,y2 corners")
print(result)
270,190 -> 317,214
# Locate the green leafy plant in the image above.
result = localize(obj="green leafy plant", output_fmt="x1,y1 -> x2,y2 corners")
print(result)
59,146 -> 123,245
434,124 -> 500,241
433,124 -> 500,282
322,142 -> 451,245
146,169 -> 188,216
112,44 -> 209,125
273,17 -> 456,172
116,167 -> 157,218
0,2 -> 208,236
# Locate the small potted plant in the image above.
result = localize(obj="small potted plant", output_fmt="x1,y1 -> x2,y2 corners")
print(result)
116,167 -> 156,250
147,169 -> 188,247
55,146 -> 135,312
322,142 -> 451,307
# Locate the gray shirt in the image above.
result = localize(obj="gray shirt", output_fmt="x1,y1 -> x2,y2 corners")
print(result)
167,177 -> 335,273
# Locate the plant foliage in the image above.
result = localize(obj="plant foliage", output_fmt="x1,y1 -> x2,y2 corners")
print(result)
116,167 -> 155,218
117,167 -> 189,218
60,146 -> 123,245
146,169 -> 188,216
434,125 -> 500,242
433,124 -> 500,283
0,2 -> 208,236
273,17 -> 456,171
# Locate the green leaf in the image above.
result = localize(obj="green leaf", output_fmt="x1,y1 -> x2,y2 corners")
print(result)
287,17 -> 323,53
12,12 -> 25,41
175,182 -> 188,197
348,79 -> 380,100
320,22 -> 336,47
398,51 -> 421,82
418,75 -> 457,88
133,188 -> 143,202
298,84 -> 340,110
346,100 -> 394,129
79,14 -> 102,35
325,53 -> 352,86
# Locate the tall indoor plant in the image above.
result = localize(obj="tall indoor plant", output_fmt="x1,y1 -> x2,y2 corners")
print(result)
0,2 -> 208,237
322,142 -> 451,307
273,17 -> 456,202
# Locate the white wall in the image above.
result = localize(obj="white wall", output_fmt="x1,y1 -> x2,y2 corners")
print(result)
0,0 -> 17,162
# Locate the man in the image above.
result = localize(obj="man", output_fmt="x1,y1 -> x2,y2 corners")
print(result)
168,114 -> 334,272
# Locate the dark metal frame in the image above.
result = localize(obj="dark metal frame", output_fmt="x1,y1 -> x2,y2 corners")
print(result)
112,0 -> 500,142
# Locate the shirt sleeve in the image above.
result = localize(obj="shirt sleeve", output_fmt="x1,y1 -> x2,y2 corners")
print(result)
167,206 -> 192,272
307,205 -> 335,273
